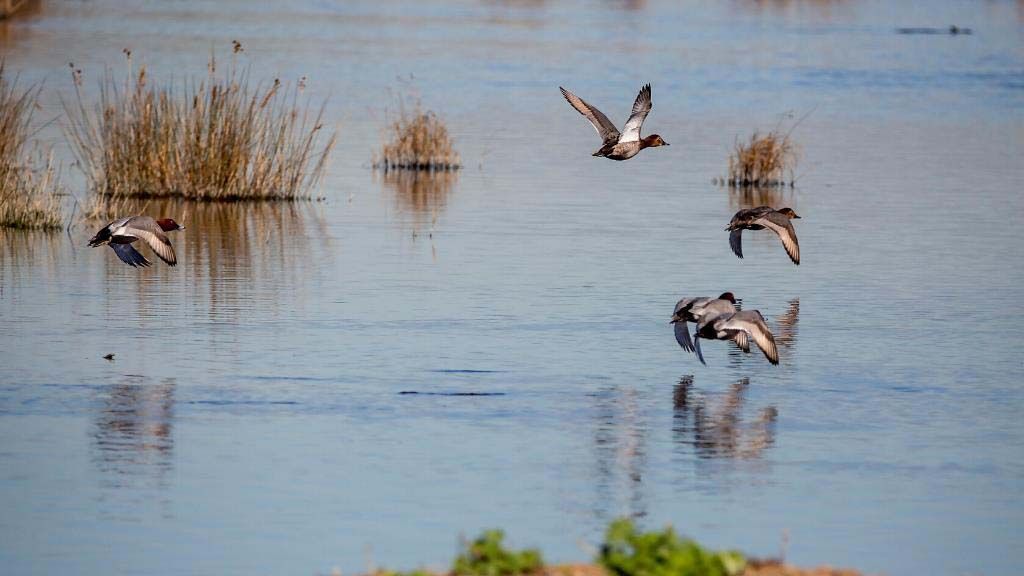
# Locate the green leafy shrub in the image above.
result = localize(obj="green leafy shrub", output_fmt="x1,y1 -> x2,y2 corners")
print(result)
598,519 -> 745,576
452,529 -> 544,576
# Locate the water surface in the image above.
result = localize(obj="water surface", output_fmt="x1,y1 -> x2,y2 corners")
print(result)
2,1 -> 1023,575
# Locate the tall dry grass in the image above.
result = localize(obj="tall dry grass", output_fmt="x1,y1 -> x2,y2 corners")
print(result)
724,112 -> 810,188
374,97 -> 460,172
0,62 -> 64,230
63,52 -> 336,202
726,130 -> 797,187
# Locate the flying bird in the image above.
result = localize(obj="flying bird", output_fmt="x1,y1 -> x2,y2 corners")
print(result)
670,292 -> 737,354
693,309 -> 779,366
88,216 -> 185,268
726,206 -> 801,265
559,83 -> 668,160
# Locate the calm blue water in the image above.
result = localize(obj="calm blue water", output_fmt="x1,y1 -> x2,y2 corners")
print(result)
2,1 -> 1023,574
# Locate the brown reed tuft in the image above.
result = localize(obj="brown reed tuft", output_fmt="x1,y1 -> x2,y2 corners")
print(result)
63,52 -> 336,202
374,97 -> 460,172
726,130 -> 797,188
723,111 -> 812,188
0,62 -> 64,230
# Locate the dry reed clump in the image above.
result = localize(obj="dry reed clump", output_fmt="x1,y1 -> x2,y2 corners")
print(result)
374,98 -> 460,172
0,63 -> 64,230
725,129 -> 797,188
63,51 -> 336,202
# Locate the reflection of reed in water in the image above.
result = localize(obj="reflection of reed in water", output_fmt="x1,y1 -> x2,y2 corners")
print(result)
727,185 -> 794,211
379,170 -> 457,231
92,197 -> 329,319
92,377 -> 175,488
0,229 -> 64,286
0,0 -> 42,27
673,376 -> 777,459
591,386 -> 648,521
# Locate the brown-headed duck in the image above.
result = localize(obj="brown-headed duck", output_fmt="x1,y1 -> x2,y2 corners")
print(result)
726,206 -> 801,265
559,83 -> 668,161
89,216 -> 185,267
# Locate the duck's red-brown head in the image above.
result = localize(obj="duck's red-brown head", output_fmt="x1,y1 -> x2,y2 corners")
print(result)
778,208 -> 801,219
717,292 -> 736,303
641,134 -> 669,148
157,218 -> 186,232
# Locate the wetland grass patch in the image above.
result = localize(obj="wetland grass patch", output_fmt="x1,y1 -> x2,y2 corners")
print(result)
725,129 -> 797,188
0,63 -> 64,230
374,96 -> 460,172
721,112 -> 811,188
63,51 -> 336,202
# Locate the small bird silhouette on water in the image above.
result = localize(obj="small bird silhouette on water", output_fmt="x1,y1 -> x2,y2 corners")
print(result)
88,216 -> 185,267
726,206 -> 801,265
559,83 -> 668,160
103,353 -> 115,361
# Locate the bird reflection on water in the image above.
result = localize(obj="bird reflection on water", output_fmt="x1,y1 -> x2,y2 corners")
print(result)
774,298 -> 800,350
725,297 -> 799,366
672,376 -> 777,460
92,376 -> 175,489
591,385 -> 649,522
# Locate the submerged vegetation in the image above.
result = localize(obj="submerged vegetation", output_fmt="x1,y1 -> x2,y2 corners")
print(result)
375,95 -> 460,172
0,63 -> 64,230
63,48 -> 336,202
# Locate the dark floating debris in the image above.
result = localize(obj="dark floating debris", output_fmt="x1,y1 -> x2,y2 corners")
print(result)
102,353 -> 115,361
399,391 -> 506,396
897,25 -> 972,35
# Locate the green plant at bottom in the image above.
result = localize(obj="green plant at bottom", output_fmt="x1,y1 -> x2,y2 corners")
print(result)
599,519 -> 745,576
452,529 -> 544,576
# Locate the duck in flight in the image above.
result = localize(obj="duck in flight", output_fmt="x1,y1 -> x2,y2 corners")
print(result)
559,83 -> 668,160
693,308 -> 779,366
726,206 -> 801,265
88,216 -> 185,267
670,292 -> 737,354
672,292 -> 779,366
